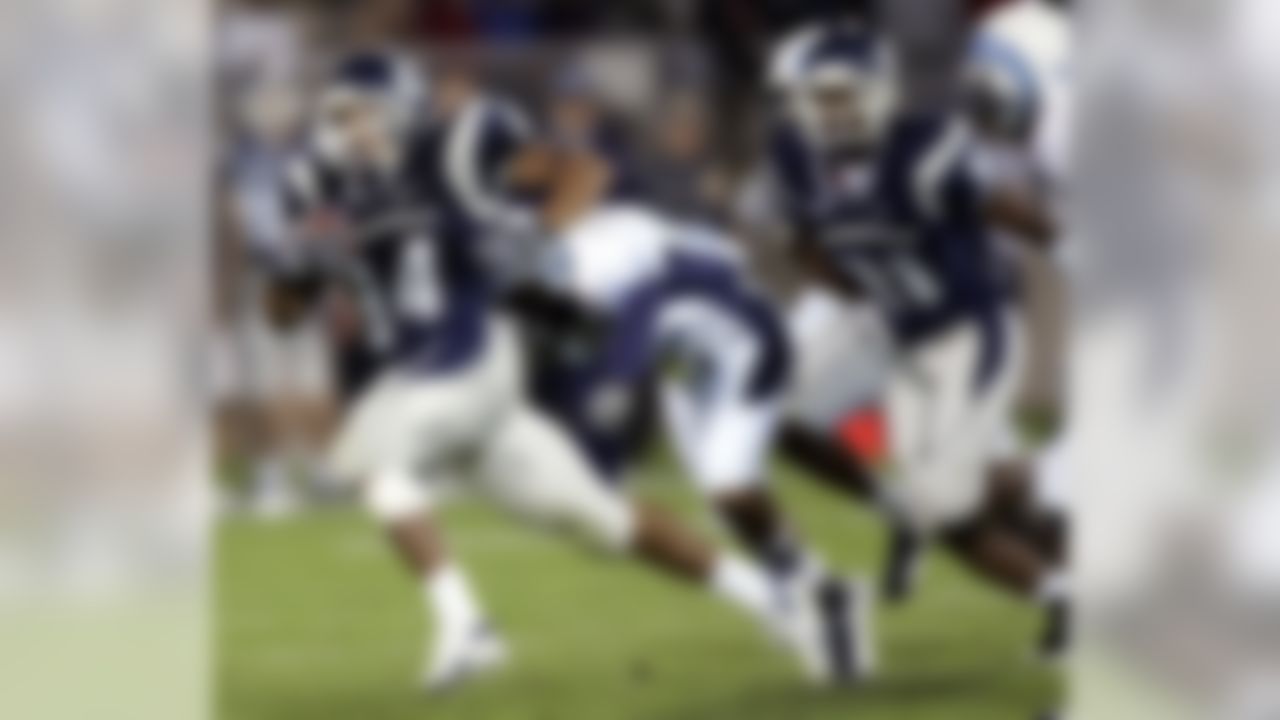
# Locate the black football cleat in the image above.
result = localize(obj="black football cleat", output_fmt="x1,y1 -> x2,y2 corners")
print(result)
815,576 -> 877,685
881,523 -> 924,604
1038,598 -> 1071,662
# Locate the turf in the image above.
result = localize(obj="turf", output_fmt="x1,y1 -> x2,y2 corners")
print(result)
217,459 -> 1061,719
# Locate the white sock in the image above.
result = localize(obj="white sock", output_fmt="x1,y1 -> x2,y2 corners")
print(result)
1036,570 -> 1069,606
426,564 -> 483,634
711,554 -> 777,622
253,455 -> 289,494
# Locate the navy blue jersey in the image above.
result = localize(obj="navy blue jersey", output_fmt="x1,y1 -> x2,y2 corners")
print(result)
770,114 -> 1014,382
552,247 -> 788,480
590,249 -> 790,403
281,97 -> 532,377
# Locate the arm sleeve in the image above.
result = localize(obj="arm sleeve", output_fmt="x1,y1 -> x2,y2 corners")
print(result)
443,98 -> 536,226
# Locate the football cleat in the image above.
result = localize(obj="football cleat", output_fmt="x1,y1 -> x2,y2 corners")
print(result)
773,573 -> 877,685
1038,599 -> 1070,663
422,620 -> 510,693
814,576 -> 877,684
881,522 -> 924,604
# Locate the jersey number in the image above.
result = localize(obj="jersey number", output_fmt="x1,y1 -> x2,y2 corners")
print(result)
844,252 -> 941,312
396,237 -> 445,323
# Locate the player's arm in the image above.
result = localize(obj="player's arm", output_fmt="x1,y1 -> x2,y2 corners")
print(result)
981,182 -> 1057,249
762,124 -> 866,299
789,223 -> 865,299
504,141 -> 612,233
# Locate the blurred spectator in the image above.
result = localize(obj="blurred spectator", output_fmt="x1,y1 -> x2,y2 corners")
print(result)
483,0 -> 542,42
547,64 -> 644,200
422,0 -> 479,41
218,0 -> 303,94
639,87 -> 732,222
216,6 -> 338,515
535,0 -> 597,37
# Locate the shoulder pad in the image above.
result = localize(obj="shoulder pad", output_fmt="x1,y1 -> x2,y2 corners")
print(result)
883,115 -> 972,220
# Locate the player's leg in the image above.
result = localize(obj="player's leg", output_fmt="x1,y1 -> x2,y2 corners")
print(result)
894,445 -> 1054,601
234,299 -> 303,517
774,415 -> 928,603
780,289 -> 892,507
475,402 -> 858,683
474,319 -> 787,618
890,319 -> 1069,652
328,369 -> 506,690
662,382 -> 807,577
936,509 -> 1070,657
778,289 -> 928,601
776,420 -> 884,505
362,466 -> 507,689
983,442 -> 1072,658
975,318 -> 1072,660
475,402 -> 764,609
986,458 -> 1068,566
662,379 -> 877,681
992,255 -> 1072,569
888,322 -> 1034,591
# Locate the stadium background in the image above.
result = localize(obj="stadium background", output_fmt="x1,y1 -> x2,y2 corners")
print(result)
215,1 -> 1064,717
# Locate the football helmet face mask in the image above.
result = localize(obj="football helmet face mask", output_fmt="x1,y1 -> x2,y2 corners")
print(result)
965,34 -> 1041,142
312,51 -> 427,173
779,28 -> 899,154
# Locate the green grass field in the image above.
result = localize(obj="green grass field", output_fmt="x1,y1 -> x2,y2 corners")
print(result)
217,458 -> 1061,719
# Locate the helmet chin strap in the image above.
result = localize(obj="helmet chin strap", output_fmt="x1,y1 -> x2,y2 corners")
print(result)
313,99 -> 407,175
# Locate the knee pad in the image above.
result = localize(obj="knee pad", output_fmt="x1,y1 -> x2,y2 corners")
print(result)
362,469 -> 429,523
564,491 -> 636,554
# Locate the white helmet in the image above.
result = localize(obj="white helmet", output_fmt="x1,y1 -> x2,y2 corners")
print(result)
966,32 -> 1042,139
966,0 -> 1069,141
312,50 -> 428,172
772,24 -> 899,152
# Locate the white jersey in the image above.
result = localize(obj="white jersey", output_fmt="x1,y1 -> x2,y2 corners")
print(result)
969,0 -> 1072,219
977,0 -> 1072,190
550,204 -> 746,312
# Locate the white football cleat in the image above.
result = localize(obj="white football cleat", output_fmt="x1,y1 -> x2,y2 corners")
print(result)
772,579 -> 830,683
248,466 -> 301,520
773,574 -> 877,685
422,621 -> 510,693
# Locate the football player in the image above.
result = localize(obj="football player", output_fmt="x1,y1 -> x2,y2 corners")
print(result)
966,0 -> 1072,656
762,22 -> 1068,653
536,204 -> 877,682
824,1 -> 1073,609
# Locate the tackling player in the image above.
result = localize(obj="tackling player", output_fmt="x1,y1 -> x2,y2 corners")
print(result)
536,204 -> 877,682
